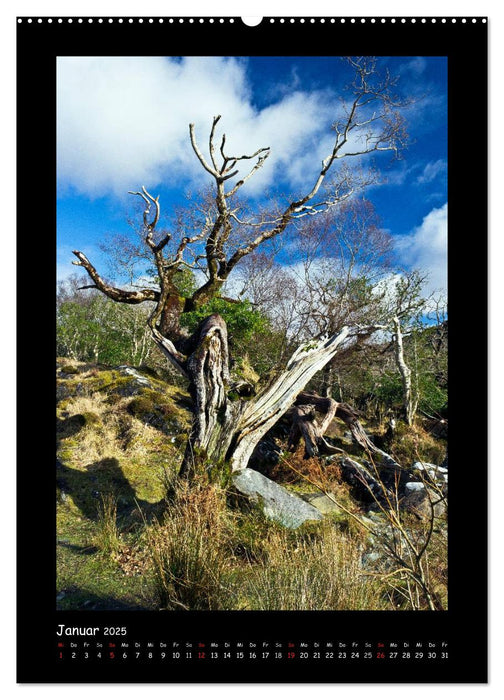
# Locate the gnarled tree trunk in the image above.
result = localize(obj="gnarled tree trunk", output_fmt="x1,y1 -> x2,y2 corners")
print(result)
179,314 -> 240,478
176,315 -> 350,478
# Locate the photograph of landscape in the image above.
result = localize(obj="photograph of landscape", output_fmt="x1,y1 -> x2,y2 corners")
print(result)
56,54 -> 448,612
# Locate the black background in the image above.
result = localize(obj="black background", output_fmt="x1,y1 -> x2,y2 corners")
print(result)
17,15 -> 488,684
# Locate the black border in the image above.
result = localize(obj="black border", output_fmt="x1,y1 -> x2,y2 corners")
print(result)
17,16 -> 488,683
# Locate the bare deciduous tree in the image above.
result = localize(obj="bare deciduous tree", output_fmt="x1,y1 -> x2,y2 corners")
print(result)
72,57 -> 410,481
292,198 -> 394,398
387,271 -> 430,425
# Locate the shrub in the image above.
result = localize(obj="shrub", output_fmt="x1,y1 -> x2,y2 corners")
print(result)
181,298 -> 269,351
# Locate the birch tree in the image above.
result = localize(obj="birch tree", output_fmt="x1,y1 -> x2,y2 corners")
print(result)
386,271 -> 430,425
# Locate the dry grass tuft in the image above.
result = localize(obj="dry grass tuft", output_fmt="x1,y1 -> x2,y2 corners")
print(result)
389,422 -> 446,467
94,492 -> 122,556
147,482 -> 235,610
240,524 -> 387,610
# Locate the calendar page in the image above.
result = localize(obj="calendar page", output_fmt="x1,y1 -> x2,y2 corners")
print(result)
17,15 -> 487,683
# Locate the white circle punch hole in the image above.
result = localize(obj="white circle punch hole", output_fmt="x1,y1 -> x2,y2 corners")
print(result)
241,17 -> 263,27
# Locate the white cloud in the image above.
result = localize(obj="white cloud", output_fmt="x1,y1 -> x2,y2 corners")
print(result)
395,203 -> 447,295
402,57 -> 427,77
417,159 -> 447,185
57,56 -> 343,199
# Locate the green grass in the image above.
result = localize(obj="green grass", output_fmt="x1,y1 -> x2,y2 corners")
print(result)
56,498 -> 149,610
56,359 -> 447,612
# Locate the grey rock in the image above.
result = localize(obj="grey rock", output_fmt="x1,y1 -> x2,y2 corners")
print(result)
117,365 -> 151,383
116,366 -> 152,395
232,469 -> 323,529
404,481 -> 425,493
401,487 -> 447,520
341,457 -> 394,502
361,514 -> 381,527
412,461 -> 438,471
412,461 -> 448,485
300,492 -> 342,515
56,383 -> 71,402
361,551 -> 382,567
413,461 -> 448,474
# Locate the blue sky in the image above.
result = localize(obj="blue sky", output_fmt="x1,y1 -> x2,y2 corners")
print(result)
57,55 -> 447,296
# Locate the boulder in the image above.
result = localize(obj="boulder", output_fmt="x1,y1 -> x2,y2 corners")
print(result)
116,366 -> 153,395
404,481 -> 425,493
232,469 -> 323,529
401,486 -> 447,520
247,434 -> 281,474
300,492 -> 342,516
412,461 -> 448,483
341,457 -> 394,503
56,381 -> 71,402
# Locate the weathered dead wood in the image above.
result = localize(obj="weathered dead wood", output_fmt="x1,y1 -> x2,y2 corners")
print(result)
72,251 -> 159,304
287,394 -> 342,458
179,314 -> 239,478
336,403 -> 380,455
293,391 -> 379,455
228,328 -> 350,472
288,391 -> 403,477
178,321 -> 351,477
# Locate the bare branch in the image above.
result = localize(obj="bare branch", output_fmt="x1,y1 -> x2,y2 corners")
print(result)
72,251 -> 159,304
219,133 -> 227,162
229,211 -> 283,227
153,234 -> 171,253
225,151 -> 270,198
150,327 -> 188,377
227,146 -> 270,163
161,229 -> 208,272
221,168 -> 240,182
128,186 -> 161,242
208,115 -> 221,171
219,129 -> 270,167
189,122 -> 220,178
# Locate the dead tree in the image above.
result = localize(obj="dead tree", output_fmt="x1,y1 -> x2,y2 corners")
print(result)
72,58 -> 409,481
287,391 -> 407,500
288,391 -> 383,458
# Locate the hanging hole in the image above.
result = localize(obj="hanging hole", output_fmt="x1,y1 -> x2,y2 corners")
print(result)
241,17 -> 263,27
